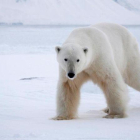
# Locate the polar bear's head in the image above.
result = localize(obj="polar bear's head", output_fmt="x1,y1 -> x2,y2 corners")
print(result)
55,44 -> 88,80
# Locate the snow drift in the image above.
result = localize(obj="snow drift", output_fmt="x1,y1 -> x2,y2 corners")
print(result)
0,0 -> 140,25
113,0 -> 140,15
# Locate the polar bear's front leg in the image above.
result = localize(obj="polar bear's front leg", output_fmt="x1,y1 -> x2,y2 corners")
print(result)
100,71 -> 129,118
53,80 -> 80,120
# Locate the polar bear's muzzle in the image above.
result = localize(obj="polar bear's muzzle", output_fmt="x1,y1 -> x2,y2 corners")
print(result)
66,61 -> 76,80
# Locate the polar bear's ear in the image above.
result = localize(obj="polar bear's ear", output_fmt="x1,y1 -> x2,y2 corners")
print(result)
83,48 -> 88,54
55,46 -> 61,53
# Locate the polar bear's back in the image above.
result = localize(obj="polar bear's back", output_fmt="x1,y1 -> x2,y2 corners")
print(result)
92,23 -> 138,54
92,23 -> 135,50
92,23 -> 139,71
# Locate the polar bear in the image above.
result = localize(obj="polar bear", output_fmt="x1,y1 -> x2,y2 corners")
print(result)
54,23 -> 140,120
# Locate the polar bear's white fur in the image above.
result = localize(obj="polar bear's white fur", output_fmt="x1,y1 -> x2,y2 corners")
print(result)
54,23 -> 140,120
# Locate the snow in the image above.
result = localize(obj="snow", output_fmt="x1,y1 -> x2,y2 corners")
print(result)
113,0 -> 140,15
0,26 -> 140,140
1,0 -> 140,25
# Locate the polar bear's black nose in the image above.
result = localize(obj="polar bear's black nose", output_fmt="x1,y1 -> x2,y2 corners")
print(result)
68,72 -> 75,78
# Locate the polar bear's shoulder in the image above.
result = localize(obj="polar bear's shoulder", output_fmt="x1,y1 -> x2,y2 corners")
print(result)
92,23 -> 131,36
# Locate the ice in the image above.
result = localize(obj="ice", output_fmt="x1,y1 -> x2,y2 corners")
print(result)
0,26 -> 140,140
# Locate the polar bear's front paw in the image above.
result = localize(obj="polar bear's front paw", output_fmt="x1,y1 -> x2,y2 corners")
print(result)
52,116 -> 74,120
103,113 -> 126,119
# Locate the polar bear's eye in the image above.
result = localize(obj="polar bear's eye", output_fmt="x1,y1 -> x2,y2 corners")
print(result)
64,58 -> 68,61
77,59 -> 80,62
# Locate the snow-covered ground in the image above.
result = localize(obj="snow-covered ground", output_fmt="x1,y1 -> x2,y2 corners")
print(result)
1,0 -> 140,25
0,26 -> 140,140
